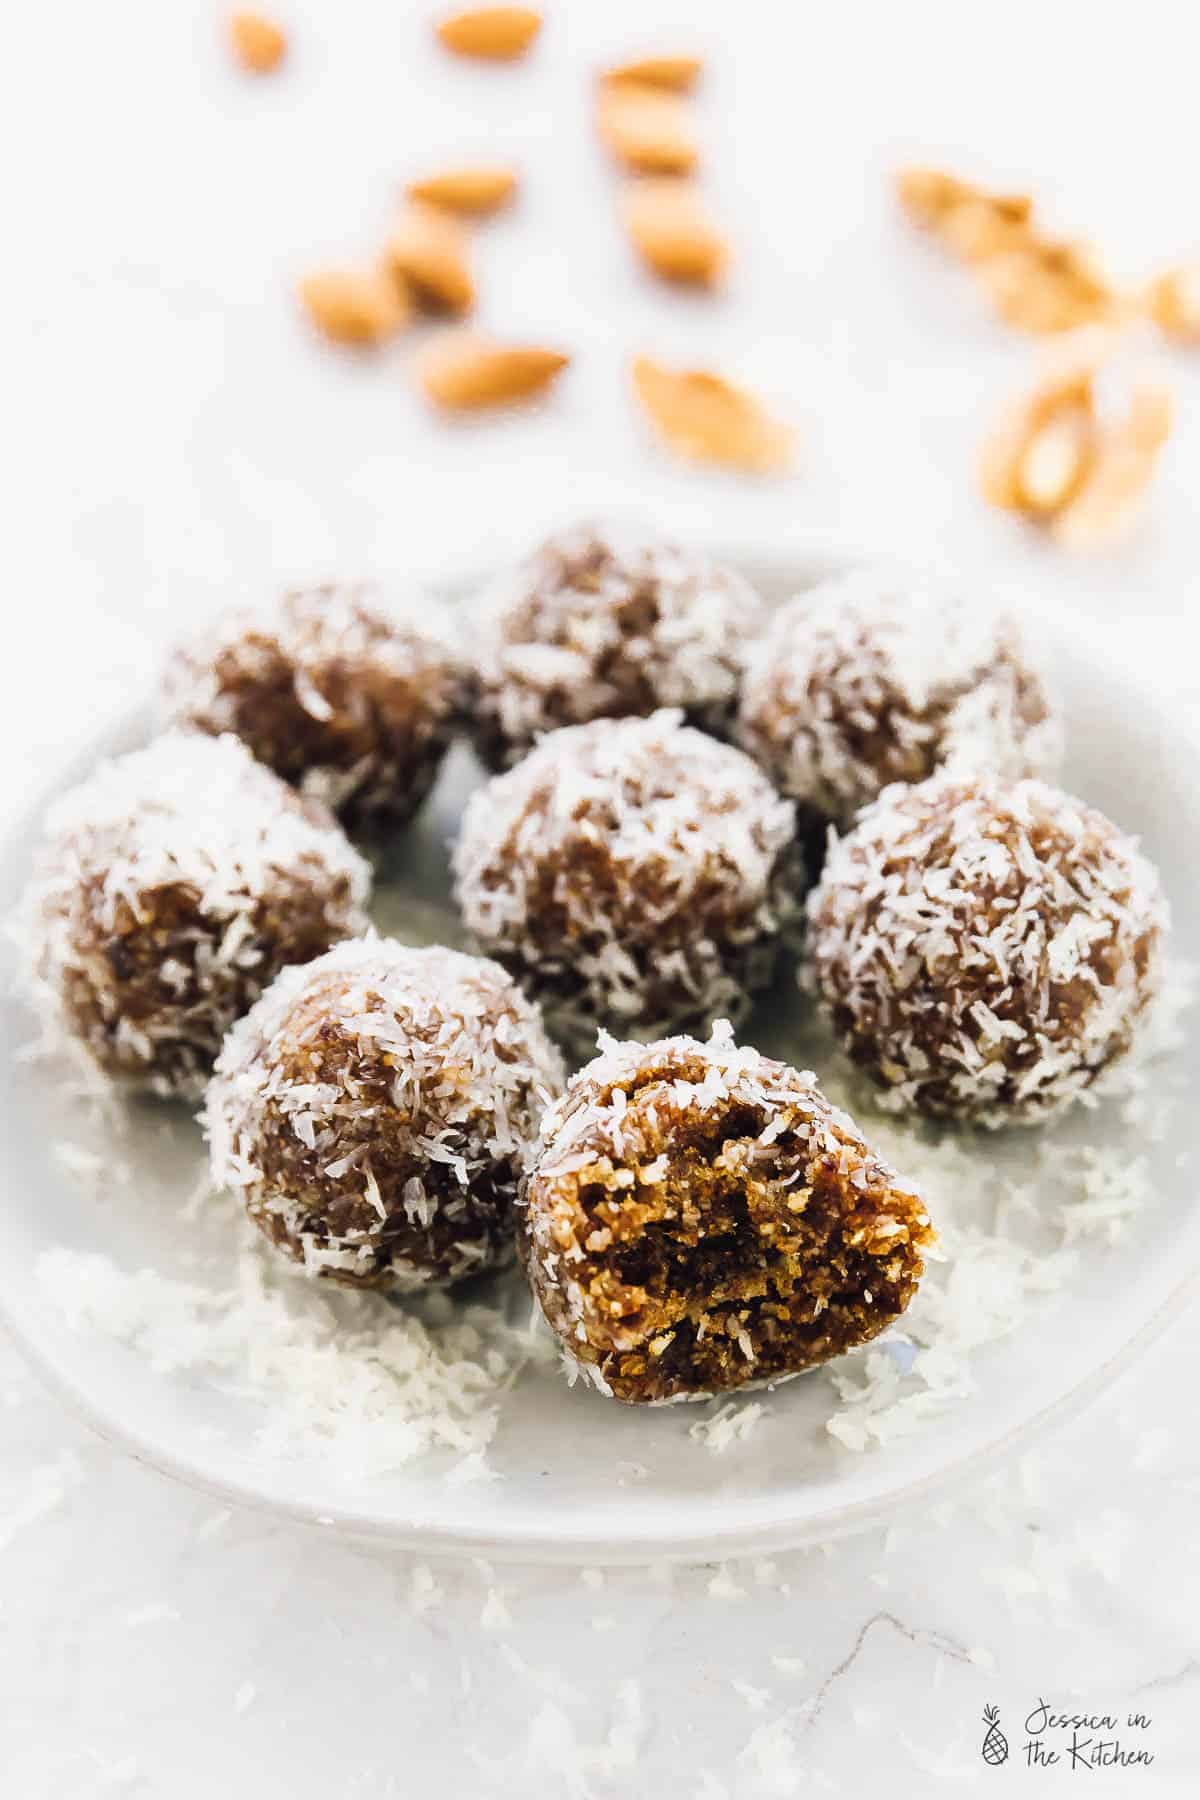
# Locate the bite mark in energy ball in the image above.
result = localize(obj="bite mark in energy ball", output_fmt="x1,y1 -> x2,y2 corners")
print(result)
206,939 -> 564,1288
520,1025 -> 935,1404
161,584 -> 461,837
467,522 -> 764,770
737,568 -> 1061,833
19,732 -> 370,1100
452,710 -> 800,1050
805,774 -> 1167,1125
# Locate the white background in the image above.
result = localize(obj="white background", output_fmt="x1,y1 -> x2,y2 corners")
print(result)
2,1 -> 1199,1794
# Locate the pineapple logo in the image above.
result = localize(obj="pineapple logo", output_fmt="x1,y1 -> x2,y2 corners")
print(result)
981,1704 -> 1009,1766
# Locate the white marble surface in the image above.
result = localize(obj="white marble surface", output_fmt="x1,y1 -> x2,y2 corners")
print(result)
3,0 -> 1199,1793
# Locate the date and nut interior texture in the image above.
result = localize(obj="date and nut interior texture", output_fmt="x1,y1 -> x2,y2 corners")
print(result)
520,1027 -> 935,1404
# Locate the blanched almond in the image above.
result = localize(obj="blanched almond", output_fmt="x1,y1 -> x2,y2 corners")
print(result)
631,356 -> 793,472
299,269 -> 411,346
596,83 -> 698,175
603,54 -> 702,91
622,180 -> 727,285
436,6 -> 541,60
406,165 -> 518,216
229,10 -> 288,73
418,333 -> 569,409
384,204 -> 474,314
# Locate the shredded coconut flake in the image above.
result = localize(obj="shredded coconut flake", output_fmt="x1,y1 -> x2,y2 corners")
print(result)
805,772 -> 1168,1126
204,936 -> 563,1290
454,710 -> 798,1049
738,564 -> 1061,824
688,1400 -> 765,1455
162,582 -> 461,831
14,730 -> 370,1099
470,520 -> 763,767
36,1226 -> 546,1480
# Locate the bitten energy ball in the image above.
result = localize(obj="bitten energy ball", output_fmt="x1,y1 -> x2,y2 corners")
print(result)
805,774 -> 1167,1125
206,939 -> 564,1288
21,732 -> 370,1099
162,584 -> 460,835
737,568 -> 1060,831
453,710 -> 798,1048
520,1025 -> 935,1404
468,522 -> 763,769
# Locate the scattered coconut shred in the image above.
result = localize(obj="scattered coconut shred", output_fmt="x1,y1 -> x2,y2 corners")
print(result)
26,960 -> 1194,1480
36,1207 -> 550,1482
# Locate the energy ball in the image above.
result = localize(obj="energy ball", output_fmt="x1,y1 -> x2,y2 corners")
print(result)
161,583 -> 461,835
468,522 -> 763,769
737,568 -> 1060,832
20,731 -> 370,1099
206,939 -> 564,1288
805,773 -> 1167,1125
452,710 -> 799,1049
520,1024 -> 935,1404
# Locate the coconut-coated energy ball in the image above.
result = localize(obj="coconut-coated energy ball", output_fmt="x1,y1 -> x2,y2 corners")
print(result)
206,939 -> 565,1288
520,1024 -> 935,1404
452,710 -> 799,1050
468,522 -> 764,769
737,568 -> 1061,831
20,731 -> 371,1099
161,583 -> 461,836
805,773 -> 1167,1125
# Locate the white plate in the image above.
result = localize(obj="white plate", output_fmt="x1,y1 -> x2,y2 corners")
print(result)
2,541 -> 1198,1564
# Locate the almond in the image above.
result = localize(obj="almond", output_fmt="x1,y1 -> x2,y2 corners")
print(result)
939,198 -> 1032,265
896,167 -> 1031,233
981,238 -> 1118,335
622,180 -> 728,285
631,356 -> 793,472
1146,262 -> 1200,344
229,10 -> 288,74
603,54 -> 702,91
896,167 -> 1126,336
596,83 -> 698,175
1053,383 -> 1173,549
384,204 -> 474,314
435,6 -> 541,60
980,329 -> 1172,547
406,164 -> 519,216
298,268 -> 411,346
418,333 -> 569,409
978,331 -> 1109,509
895,166 -> 976,229
1015,411 -> 1094,515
